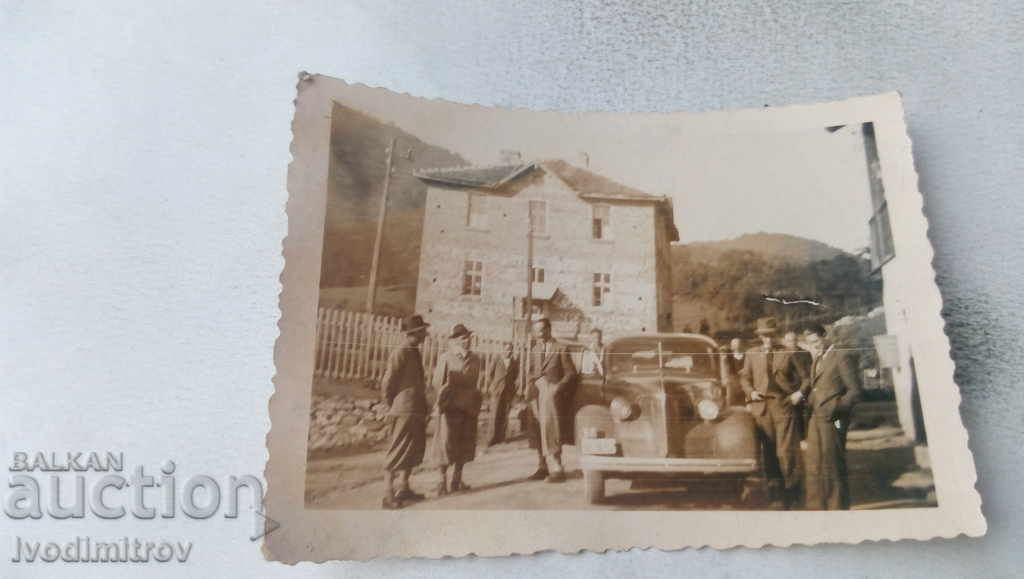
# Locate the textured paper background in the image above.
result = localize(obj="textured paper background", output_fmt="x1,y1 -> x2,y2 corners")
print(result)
2,1 -> 1021,577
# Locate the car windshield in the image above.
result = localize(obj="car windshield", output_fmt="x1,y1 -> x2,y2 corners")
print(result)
608,337 -> 719,377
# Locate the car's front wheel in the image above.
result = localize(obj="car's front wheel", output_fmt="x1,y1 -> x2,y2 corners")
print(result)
583,469 -> 605,504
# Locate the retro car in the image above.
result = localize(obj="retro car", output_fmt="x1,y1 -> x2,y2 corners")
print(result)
572,333 -> 765,505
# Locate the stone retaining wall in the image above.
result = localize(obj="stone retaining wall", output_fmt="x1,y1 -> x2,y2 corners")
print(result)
307,395 -> 392,454
308,392 -> 526,456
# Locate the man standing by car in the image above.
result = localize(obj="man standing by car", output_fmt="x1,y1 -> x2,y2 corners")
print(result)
580,327 -> 605,377
740,316 -> 799,508
526,317 -> 578,483
802,323 -> 864,510
774,330 -> 813,441
722,337 -> 746,406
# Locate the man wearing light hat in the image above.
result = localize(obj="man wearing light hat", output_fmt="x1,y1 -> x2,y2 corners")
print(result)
380,314 -> 430,509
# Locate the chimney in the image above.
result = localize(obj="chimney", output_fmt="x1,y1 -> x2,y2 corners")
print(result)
499,150 -> 522,165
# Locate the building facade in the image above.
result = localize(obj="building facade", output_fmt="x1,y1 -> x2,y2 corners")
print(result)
414,160 -> 678,342
859,122 -> 926,445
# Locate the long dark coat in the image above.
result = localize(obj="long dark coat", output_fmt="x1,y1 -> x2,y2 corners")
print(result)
380,345 -> 428,471
804,346 -> 864,510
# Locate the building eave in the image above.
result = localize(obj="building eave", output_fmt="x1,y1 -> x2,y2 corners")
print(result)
414,163 -> 537,190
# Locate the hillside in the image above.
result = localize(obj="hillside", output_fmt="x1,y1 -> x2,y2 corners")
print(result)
671,235 -> 880,334
678,232 -> 845,265
319,104 -> 467,298
318,111 -> 875,327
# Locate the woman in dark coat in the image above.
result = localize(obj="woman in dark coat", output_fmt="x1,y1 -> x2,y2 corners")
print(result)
430,324 -> 483,495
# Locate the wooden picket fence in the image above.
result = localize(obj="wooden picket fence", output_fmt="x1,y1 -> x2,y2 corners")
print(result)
313,307 -> 519,391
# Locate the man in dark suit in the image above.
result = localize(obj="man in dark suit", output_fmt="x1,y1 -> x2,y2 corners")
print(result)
485,342 -> 519,447
774,330 -> 814,439
526,317 -> 578,483
802,323 -> 864,510
740,316 -> 799,508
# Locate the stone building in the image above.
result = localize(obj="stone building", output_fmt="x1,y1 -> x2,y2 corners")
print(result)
413,159 -> 678,342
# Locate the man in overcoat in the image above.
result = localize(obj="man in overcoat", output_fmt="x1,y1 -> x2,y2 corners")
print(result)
380,314 -> 430,509
802,323 -> 864,510
526,317 -> 578,483
740,316 -> 799,508
429,324 -> 483,495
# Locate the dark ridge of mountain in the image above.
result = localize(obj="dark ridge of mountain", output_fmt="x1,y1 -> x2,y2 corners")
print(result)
674,232 -> 846,265
326,103 -> 469,224
320,104 -> 468,291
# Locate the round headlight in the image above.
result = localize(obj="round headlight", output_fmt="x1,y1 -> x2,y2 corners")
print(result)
697,399 -> 720,421
610,397 -> 637,421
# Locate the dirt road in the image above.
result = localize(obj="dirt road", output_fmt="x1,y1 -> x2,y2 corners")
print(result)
306,427 -> 933,511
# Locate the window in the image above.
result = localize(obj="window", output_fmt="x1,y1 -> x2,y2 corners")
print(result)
467,193 -> 488,229
869,208 -> 894,269
592,273 -> 611,307
531,267 -> 545,283
462,260 -> 483,296
592,204 -> 611,239
863,123 -> 895,270
529,200 -> 547,235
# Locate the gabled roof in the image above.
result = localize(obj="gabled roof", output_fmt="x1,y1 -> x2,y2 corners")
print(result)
414,159 -> 679,241
539,159 -> 666,203
415,163 -> 536,189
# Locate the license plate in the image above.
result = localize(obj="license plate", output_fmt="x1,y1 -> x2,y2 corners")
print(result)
581,438 -> 617,456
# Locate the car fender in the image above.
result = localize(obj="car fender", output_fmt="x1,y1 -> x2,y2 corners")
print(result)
711,408 -> 759,460
575,404 -> 615,444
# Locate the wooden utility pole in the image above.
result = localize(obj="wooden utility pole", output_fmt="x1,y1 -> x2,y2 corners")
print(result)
523,211 -> 535,392
366,137 -> 396,313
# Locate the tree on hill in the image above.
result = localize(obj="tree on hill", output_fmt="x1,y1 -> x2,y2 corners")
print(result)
672,243 -> 881,333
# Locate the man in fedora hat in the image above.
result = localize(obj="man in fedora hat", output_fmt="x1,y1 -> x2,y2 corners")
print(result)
380,314 -> 431,509
430,323 -> 483,496
740,316 -> 800,508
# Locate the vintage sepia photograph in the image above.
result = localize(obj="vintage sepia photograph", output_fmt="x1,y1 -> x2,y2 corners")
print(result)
305,104 -> 928,513
266,77 -> 983,560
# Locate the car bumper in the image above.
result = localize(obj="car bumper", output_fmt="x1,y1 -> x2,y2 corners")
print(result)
580,455 -> 758,474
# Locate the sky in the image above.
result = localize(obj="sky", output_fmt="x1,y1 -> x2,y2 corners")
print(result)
330,82 -> 878,252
